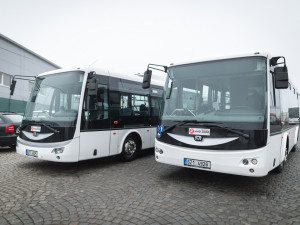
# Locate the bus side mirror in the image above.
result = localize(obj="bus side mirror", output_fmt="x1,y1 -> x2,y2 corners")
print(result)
274,66 -> 288,89
142,70 -> 152,89
87,77 -> 98,96
10,79 -> 16,95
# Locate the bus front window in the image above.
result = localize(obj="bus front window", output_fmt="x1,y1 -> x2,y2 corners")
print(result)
161,57 -> 267,129
24,71 -> 84,127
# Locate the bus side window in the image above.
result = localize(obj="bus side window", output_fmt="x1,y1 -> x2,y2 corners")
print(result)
120,94 -> 132,116
81,77 -> 110,130
96,84 -> 109,119
151,96 -> 161,116
131,95 -> 149,116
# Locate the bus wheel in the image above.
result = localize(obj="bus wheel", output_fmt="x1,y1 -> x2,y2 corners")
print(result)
119,135 -> 140,162
275,145 -> 288,173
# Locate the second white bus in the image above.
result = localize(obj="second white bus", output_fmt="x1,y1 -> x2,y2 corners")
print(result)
15,68 -> 163,162
143,53 -> 299,177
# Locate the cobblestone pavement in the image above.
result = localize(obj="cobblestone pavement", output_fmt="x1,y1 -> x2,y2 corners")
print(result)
0,144 -> 300,225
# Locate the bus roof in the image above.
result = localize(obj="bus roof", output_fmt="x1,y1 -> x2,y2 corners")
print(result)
169,52 -> 269,67
37,67 -> 165,87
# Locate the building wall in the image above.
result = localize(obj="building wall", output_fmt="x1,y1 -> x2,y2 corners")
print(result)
0,34 -> 60,113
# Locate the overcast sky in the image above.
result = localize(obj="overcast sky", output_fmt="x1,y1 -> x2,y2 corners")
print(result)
1,0 -> 300,88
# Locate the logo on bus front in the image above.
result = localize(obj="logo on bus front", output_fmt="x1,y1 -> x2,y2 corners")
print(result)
194,136 -> 203,141
189,128 -> 210,136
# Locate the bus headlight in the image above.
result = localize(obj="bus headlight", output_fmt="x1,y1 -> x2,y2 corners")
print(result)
251,159 -> 258,165
242,158 -> 258,165
52,147 -> 64,154
242,159 -> 249,165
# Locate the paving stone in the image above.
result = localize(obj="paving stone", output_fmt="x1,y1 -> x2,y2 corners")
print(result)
0,146 -> 300,224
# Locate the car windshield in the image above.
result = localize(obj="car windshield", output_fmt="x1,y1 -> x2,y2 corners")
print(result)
161,57 -> 267,129
23,71 -> 84,127
4,115 -> 23,123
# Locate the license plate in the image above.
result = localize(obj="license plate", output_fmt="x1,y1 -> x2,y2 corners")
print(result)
184,158 -> 211,169
26,149 -> 38,158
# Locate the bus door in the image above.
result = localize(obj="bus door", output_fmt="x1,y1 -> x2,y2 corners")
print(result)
79,75 -> 111,160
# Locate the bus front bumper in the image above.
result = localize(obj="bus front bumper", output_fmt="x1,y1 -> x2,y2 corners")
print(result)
155,139 -> 269,177
16,137 -> 80,162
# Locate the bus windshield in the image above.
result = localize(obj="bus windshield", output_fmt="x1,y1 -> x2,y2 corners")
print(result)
24,71 -> 84,127
161,57 -> 267,129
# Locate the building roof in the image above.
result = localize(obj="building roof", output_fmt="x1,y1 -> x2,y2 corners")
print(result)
0,33 -> 60,69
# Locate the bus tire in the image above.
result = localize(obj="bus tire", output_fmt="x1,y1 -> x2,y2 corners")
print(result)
275,144 -> 288,173
119,135 -> 140,162
291,144 -> 297,152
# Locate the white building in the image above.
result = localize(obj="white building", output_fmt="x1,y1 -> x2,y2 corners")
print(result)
0,33 -> 60,113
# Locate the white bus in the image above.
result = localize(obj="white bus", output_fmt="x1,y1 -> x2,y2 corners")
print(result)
142,53 -> 299,177
14,68 -> 163,162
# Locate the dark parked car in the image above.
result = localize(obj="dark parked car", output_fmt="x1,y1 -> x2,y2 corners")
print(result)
0,113 -> 23,147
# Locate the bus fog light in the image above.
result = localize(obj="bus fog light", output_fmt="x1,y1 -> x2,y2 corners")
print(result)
251,159 -> 258,165
155,147 -> 163,154
52,147 -> 64,154
250,169 -> 254,173
242,159 -> 249,165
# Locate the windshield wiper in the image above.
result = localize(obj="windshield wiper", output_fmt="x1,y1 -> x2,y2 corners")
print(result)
162,120 -> 201,133
33,121 -> 60,134
162,120 -> 249,139
194,122 -> 250,139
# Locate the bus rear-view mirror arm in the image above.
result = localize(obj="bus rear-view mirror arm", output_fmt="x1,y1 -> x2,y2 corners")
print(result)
142,64 -> 168,89
10,75 -> 36,95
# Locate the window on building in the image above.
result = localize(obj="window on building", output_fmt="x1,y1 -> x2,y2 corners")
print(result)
0,72 -> 12,87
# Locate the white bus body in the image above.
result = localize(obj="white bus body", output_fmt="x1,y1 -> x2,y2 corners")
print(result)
145,53 -> 299,177
16,68 -> 163,162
